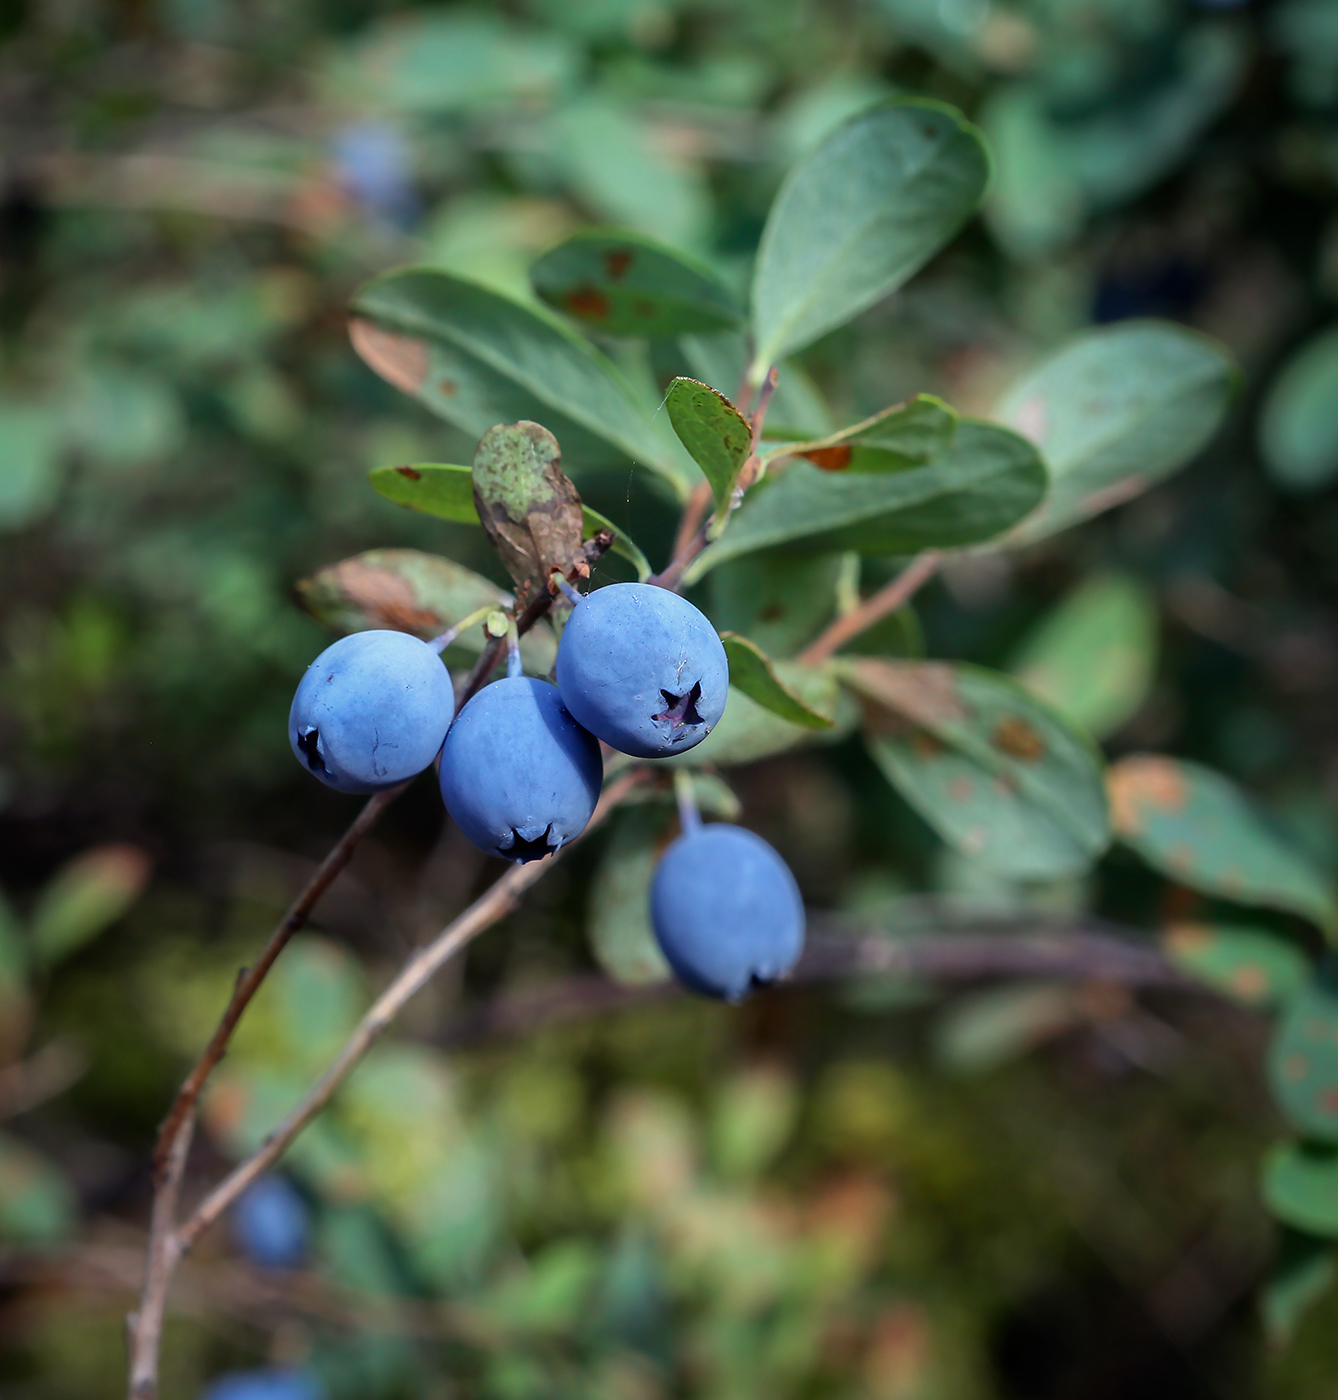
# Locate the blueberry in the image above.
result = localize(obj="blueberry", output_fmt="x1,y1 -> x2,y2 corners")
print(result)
231,1173 -> 309,1271
289,630 -> 454,794
439,676 -> 602,862
650,824 -> 804,1001
200,1369 -> 323,1400
555,583 -> 728,759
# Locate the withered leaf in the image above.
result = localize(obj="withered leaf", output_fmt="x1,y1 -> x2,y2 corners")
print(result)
472,421 -> 584,595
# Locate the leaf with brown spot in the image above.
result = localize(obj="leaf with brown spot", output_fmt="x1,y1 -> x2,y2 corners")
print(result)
1164,921 -> 1308,1009
764,395 -> 957,474
530,228 -> 742,337
1270,962 -> 1338,1147
664,377 -> 753,520
472,421 -> 584,595
296,547 -> 556,670
1109,754 -> 1337,934
839,658 -> 1110,880
348,317 -> 429,395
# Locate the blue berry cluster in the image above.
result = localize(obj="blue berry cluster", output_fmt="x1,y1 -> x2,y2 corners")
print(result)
290,582 -> 803,998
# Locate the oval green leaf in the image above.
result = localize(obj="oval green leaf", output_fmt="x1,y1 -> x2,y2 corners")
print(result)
1264,1139 -> 1338,1239
1260,324 -> 1338,492
720,633 -> 834,729
996,321 -> 1236,543
1108,755 -> 1338,936
846,659 -> 1111,880
684,419 -> 1046,583
350,268 -> 693,495
531,229 -> 742,337
1269,965 -> 1338,1143
665,377 -> 752,518
750,99 -> 990,375
1163,921 -> 1310,1009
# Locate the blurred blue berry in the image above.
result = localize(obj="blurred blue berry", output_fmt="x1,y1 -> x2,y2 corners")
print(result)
231,1173 -> 309,1271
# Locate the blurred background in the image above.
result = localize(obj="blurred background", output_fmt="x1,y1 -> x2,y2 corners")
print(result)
3,0 -> 1338,1395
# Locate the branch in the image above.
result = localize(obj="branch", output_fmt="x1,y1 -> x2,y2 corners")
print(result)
128,529 -> 616,1399
798,550 -> 942,665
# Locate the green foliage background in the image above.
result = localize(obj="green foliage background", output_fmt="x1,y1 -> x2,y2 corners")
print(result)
4,0 -> 1338,1396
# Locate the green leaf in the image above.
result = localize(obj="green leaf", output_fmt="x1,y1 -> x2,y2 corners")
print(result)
349,268 -> 693,495
1263,1229 -> 1337,1344
665,377 -> 753,518
587,809 -> 672,986
660,663 -> 859,769
1163,922 -> 1310,1009
368,463 -> 652,581
1263,1140 -> 1338,1239
29,845 -> 151,971
1108,755 -> 1338,935
0,1133 -> 75,1245
710,1067 -> 799,1181
0,400 -> 63,530
1009,572 -> 1158,739
707,552 -> 846,658
531,229 -> 742,336
996,321 -> 1236,543
295,547 -> 557,672
846,659 -> 1111,880
1260,324 -> 1338,492
684,420 -> 1047,583
720,633 -> 834,729
750,99 -> 990,375
1269,964 -> 1338,1142
760,394 -> 957,473
677,331 -> 834,438
471,421 -> 584,596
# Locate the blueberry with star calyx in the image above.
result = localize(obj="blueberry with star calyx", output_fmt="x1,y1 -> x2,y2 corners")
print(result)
650,822 -> 805,1001
555,582 -> 728,759
289,630 -> 454,794
439,676 -> 602,863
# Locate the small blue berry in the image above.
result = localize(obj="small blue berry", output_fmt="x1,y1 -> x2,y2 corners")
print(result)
289,630 -> 454,794
556,583 -> 728,759
200,1369 -> 323,1400
651,824 -> 804,1000
440,677 -> 602,862
231,1174 -> 309,1271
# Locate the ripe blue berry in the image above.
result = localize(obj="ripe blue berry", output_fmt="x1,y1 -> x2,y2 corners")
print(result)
289,630 -> 454,794
650,824 -> 804,1001
555,582 -> 728,759
231,1174 -> 309,1271
201,1370 -> 323,1400
440,677 -> 602,862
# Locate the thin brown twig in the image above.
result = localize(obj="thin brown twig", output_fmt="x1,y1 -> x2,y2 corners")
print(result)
128,530 -> 616,1398
175,765 -> 646,1255
798,550 -> 942,666
126,1117 -> 193,1400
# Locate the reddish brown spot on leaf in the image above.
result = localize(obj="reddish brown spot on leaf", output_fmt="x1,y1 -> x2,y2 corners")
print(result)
348,317 -> 429,395
803,445 -> 853,472
1107,755 -> 1190,835
912,730 -> 943,759
605,249 -> 634,280
395,465 -> 422,480
1284,1054 -> 1309,1081
993,715 -> 1045,761
1230,964 -> 1267,1000
438,379 -> 457,397
632,298 -> 657,319
567,286 -> 610,319
948,776 -> 974,801
1165,922 -> 1211,955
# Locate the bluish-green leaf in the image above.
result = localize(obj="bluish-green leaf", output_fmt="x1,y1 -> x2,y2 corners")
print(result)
760,395 -> 957,473
1163,922 -> 1310,1009
997,322 -> 1236,543
1260,324 -> 1338,492
1109,755 -> 1338,936
685,420 -> 1046,582
665,377 -> 752,518
847,659 -> 1111,880
750,99 -> 990,376
720,632 -> 834,729
531,229 -> 742,336
350,268 -> 693,495
1009,571 -> 1158,739
369,462 -> 652,581
1269,963 -> 1338,1142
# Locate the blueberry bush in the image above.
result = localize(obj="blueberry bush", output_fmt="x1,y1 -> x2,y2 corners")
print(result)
6,2 -> 1338,1398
